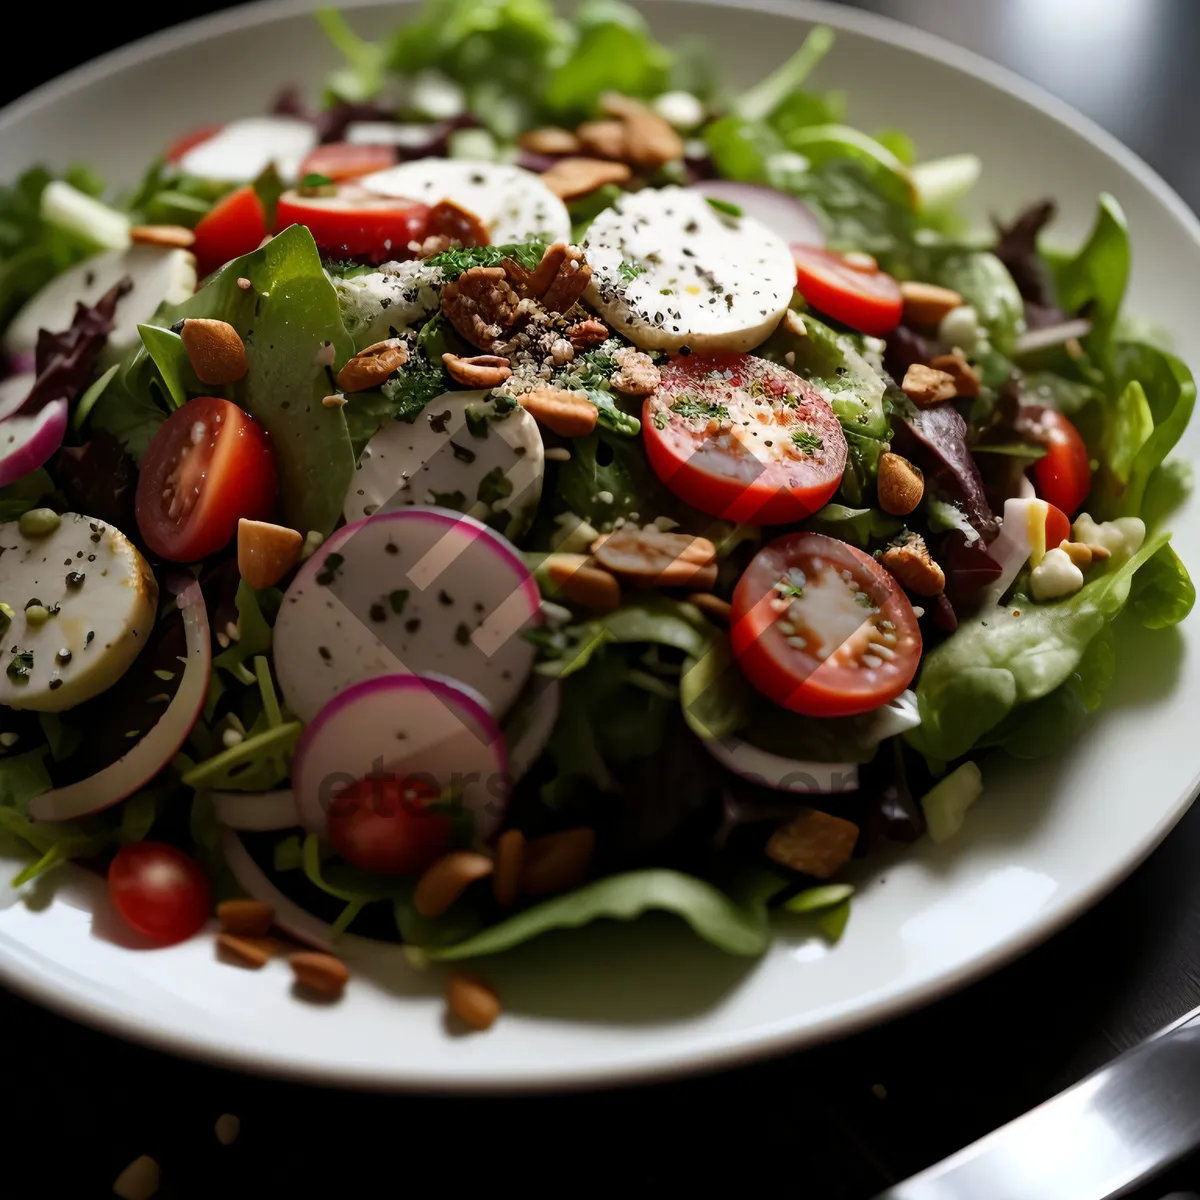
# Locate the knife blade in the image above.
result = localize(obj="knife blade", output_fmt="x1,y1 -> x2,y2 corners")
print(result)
876,1003 -> 1200,1200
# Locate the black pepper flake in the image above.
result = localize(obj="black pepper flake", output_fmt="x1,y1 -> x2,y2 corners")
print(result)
438,590 -> 453,606
56,648 -> 72,665
315,552 -> 344,586
66,571 -> 85,589
454,622 -> 471,646
48,677 -> 62,691
428,410 -> 452,434
318,646 -> 332,661
389,589 -> 409,614
85,630 -> 94,647
405,618 -> 421,633
385,542 -> 399,556
369,603 -> 387,623
449,441 -> 476,464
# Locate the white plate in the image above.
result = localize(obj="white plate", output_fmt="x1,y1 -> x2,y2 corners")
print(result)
2,0 -> 1199,1091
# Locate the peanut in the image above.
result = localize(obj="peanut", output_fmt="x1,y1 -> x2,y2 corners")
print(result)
881,533 -> 946,595
899,281 -> 964,328
288,951 -> 350,999
217,933 -> 281,969
600,93 -> 685,166
519,387 -> 599,437
131,223 -> 196,249
876,452 -> 925,516
521,827 -> 596,896
413,851 -> 494,918
543,553 -> 622,611
686,592 -> 732,625
593,525 -> 718,588
237,518 -> 303,589
492,829 -> 526,906
766,809 -> 860,878
336,337 -> 409,392
519,126 -> 583,156
929,349 -> 981,399
540,156 -> 632,201
446,971 -> 501,1031
442,352 -> 512,388
1060,540 -> 1094,569
576,119 -> 629,160
216,898 -> 275,937
180,318 -> 248,385
901,362 -> 958,407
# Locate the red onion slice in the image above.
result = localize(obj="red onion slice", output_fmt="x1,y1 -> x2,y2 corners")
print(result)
0,372 -> 34,421
212,789 -> 298,832
29,582 -> 211,821
702,735 -> 858,794
0,398 -> 67,488
688,180 -> 825,247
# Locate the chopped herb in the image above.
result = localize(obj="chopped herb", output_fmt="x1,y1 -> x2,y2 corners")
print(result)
705,196 -> 743,218
299,172 -> 334,189
464,407 -> 489,440
476,467 -> 513,507
424,241 -> 547,281
652,410 -> 669,430
777,581 -> 804,601
389,589 -> 409,614
791,429 -> 824,455
454,623 -> 471,646
6,650 -> 33,683
670,393 -> 730,421
618,260 -> 646,282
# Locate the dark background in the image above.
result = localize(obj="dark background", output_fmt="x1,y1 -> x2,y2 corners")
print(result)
4,2 -> 1200,1196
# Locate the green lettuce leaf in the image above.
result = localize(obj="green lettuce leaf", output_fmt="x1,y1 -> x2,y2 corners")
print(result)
803,503 -> 902,547
932,251 -> 1025,358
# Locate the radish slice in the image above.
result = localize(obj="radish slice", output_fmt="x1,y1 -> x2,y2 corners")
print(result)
703,735 -> 858,794
504,679 -> 561,783
30,583 -> 211,821
212,789 -> 298,832
291,672 -> 511,840
0,398 -> 67,488
274,507 -> 540,724
0,372 -> 34,421
175,116 -> 318,183
689,180 -> 825,247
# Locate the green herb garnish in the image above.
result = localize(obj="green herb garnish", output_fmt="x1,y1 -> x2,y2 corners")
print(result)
477,467 -> 514,508
791,429 -> 824,455
618,260 -> 646,282
705,196 -> 743,218
670,393 -> 729,421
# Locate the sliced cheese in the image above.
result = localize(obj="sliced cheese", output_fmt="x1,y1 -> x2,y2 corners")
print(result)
175,116 -> 318,183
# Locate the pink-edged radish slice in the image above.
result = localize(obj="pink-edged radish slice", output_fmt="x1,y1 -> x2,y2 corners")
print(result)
212,789 -> 298,832
292,672 -> 511,841
0,372 -> 34,421
688,180 -> 825,247
29,582 -> 211,821
701,735 -> 859,794
0,398 -> 67,488
504,679 -> 561,784
274,507 -> 541,724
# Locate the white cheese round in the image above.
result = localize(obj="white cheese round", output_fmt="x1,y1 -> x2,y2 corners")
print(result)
175,116 -> 318,184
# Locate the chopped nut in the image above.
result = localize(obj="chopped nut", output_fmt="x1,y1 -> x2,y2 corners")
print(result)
576,119 -> 629,160
446,971 -> 501,1031
929,349 -> 981,398
593,525 -> 718,588
900,280 -> 965,328
216,898 -> 274,937
130,223 -> 195,249
876,452 -> 925,516
236,276 -> 252,290
217,933 -> 281,969
336,337 -> 409,391
881,532 -> 946,595
600,92 -> 685,166
413,851 -> 494,918
519,387 -> 599,437
540,156 -> 632,201
288,951 -> 350,999
519,126 -> 582,156
544,552 -> 622,610
766,809 -> 859,878
566,317 -> 610,348
521,828 -> 596,896
441,266 -> 522,348
180,318 -> 248,385
901,362 -> 958,407
238,519 -> 303,589
1060,540 -> 1095,569
321,393 -> 346,408
610,348 -> 660,396
112,1154 -> 161,1200
492,829 -> 526,906
442,352 -> 512,388
782,309 -> 807,338
214,1114 -> 241,1146
530,242 -> 592,313
686,592 -> 732,625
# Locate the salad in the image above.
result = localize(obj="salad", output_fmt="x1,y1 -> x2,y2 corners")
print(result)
0,0 -> 1194,1033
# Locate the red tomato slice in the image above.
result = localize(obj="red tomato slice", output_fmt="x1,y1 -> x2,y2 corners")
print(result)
731,532 -> 921,717
1044,502 -> 1071,550
327,776 -> 452,875
298,142 -> 398,182
136,396 -> 277,562
791,245 -> 903,337
643,353 -> 847,524
192,185 -> 269,278
108,842 -> 211,945
1028,407 -> 1092,516
165,123 -> 224,164
276,185 -> 431,262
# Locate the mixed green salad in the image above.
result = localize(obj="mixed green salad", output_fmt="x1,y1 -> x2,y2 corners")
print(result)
0,1 -> 1193,1024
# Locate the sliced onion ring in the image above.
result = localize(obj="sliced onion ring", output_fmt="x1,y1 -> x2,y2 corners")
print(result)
0,398 -> 67,489
688,180 -> 825,247
702,734 -> 859,794
29,582 -> 211,821
212,789 -> 298,832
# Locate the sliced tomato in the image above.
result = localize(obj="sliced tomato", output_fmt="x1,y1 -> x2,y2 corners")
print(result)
327,776 -> 452,875
643,353 -> 847,524
276,185 -> 432,262
298,142 -> 398,182
164,123 -> 224,164
731,532 -> 921,717
791,245 -> 903,337
192,185 -> 269,278
136,396 -> 277,562
108,842 -> 211,945
1028,407 -> 1091,516
1044,502 -> 1071,550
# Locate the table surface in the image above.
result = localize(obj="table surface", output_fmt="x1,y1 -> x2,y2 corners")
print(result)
5,1 -> 1200,1195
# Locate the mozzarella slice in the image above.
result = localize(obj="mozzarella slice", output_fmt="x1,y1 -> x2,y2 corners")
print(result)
356,159 -> 571,244
0,513 -> 157,711
330,259 -> 446,349
5,246 -> 197,359
583,186 -> 796,354
175,116 -> 318,183
344,389 -> 544,540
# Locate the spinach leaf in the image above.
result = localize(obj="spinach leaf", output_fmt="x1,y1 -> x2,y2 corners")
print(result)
1129,543 -> 1196,630
932,251 -> 1025,357
804,503 -> 901,547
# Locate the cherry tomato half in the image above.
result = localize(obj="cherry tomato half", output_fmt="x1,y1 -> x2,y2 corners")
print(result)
298,142 -> 397,182
276,185 -> 431,262
164,123 -> 224,164
791,245 -> 903,337
1044,502 -> 1071,551
643,353 -> 847,524
731,532 -> 922,717
108,842 -> 211,945
192,185 -> 269,278
327,776 -> 452,876
136,396 -> 277,562
1028,407 -> 1092,516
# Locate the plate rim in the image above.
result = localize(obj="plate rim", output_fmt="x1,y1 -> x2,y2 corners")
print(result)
2,0 -> 1199,1092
